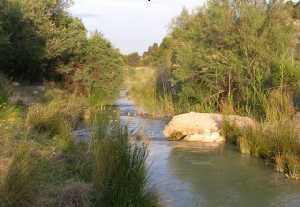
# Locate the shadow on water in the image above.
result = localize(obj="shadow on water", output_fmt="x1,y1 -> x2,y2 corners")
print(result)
116,90 -> 300,207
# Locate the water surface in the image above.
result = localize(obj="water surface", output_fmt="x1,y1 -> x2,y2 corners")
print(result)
116,90 -> 300,207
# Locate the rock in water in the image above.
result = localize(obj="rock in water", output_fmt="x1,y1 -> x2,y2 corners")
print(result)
184,131 -> 224,142
164,113 -> 222,141
163,112 -> 255,143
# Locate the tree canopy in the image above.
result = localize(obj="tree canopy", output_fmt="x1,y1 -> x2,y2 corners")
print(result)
143,0 -> 300,116
0,0 -> 123,101
124,52 -> 141,67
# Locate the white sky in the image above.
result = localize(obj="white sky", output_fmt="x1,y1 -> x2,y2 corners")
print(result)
69,0 -> 205,54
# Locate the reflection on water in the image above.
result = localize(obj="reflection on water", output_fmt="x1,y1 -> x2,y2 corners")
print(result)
116,90 -> 300,207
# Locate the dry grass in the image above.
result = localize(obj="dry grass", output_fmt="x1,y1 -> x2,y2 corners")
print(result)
0,105 -> 23,158
0,83 -> 160,207
222,90 -> 300,179
0,145 -> 39,207
125,67 -> 175,116
125,67 -> 219,116
25,95 -> 87,137
57,181 -> 91,207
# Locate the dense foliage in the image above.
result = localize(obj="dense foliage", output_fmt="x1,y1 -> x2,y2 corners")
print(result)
0,91 -> 158,206
124,52 -> 141,67
143,0 -> 300,117
0,0 -> 123,101
60,32 -> 123,103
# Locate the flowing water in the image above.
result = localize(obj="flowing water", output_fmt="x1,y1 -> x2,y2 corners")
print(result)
116,90 -> 300,207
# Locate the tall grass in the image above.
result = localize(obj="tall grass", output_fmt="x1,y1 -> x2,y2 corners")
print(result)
0,145 -> 39,207
25,95 -> 86,138
90,111 -> 159,207
0,83 -> 160,206
0,104 -> 22,158
58,181 -> 91,207
125,66 -> 216,116
222,90 -> 300,179
0,91 -> 92,206
125,67 -> 173,116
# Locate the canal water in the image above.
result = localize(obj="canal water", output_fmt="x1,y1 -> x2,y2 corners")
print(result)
116,90 -> 300,207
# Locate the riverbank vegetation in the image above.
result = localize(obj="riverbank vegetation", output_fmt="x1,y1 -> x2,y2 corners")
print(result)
0,0 -> 123,102
222,90 -> 300,179
126,0 -> 300,178
125,67 -> 176,116
134,0 -> 300,118
0,0 -> 159,206
0,78 -> 159,207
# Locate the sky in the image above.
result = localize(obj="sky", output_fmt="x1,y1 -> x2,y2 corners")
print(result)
69,0 -> 205,54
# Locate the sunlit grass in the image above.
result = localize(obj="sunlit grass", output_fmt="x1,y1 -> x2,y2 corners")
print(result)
90,111 -> 159,207
222,90 -> 300,179
0,145 -> 39,207
125,67 -> 222,116
25,95 -> 86,138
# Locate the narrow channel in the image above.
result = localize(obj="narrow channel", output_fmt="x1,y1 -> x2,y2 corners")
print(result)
116,90 -> 300,207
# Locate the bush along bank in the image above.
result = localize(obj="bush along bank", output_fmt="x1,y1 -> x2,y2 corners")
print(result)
0,87 -> 160,207
0,0 -> 160,205
222,90 -> 300,179
132,0 -> 300,179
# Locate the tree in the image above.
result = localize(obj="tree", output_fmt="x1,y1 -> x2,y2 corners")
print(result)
62,32 -> 124,103
0,0 -> 124,103
0,0 -> 86,81
125,52 -> 141,67
146,0 -> 300,116
0,0 -> 45,81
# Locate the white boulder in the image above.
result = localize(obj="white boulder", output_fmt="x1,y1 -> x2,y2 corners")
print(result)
163,112 -> 255,143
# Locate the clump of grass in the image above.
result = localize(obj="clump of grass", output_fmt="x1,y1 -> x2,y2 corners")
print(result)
0,145 -> 39,207
222,119 -> 242,146
222,90 -> 300,179
34,117 -> 93,184
260,121 -> 300,178
0,104 -> 23,156
56,129 -> 93,182
1,86 -> 160,206
25,96 -> 86,137
25,103 -> 63,137
263,89 -> 295,122
57,181 -> 91,207
90,111 -> 159,207
223,121 -> 300,178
